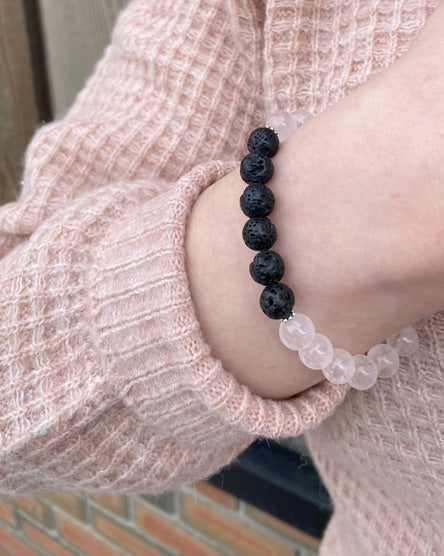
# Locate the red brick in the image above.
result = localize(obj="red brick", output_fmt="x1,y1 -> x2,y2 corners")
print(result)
55,511 -> 121,556
0,499 -> 16,526
9,495 -> 52,527
180,493 -> 294,556
88,494 -> 127,518
133,498 -> 219,556
90,505 -> 165,556
192,482 -> 238,510
40,492 -> 86,522
21,519 -> 77,556
244,504 -> 320,551
0,526 -> 41,556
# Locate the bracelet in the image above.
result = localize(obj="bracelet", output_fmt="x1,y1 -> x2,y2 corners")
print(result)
239,110 -> 419,391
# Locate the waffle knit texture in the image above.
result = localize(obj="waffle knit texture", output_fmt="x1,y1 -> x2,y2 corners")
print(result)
1,0 -> 443,554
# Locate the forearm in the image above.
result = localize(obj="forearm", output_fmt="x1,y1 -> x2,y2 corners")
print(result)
185,52 -> 444,400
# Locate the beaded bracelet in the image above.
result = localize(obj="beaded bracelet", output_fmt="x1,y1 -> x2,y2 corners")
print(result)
239,109 -> 419,391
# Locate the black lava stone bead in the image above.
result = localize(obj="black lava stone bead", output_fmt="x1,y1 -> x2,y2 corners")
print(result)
260,283 -> 295,320
240,184 -> 275,217
249,250 -> 285,285
240,152 -> 274,184
242,217 -> 277,251
247,127 -> 279,157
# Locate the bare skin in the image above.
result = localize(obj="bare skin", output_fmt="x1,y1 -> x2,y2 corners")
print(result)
185,3 -> 444,399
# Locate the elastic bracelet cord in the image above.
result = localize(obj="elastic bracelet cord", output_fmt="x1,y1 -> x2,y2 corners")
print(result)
239,110 -> 419,391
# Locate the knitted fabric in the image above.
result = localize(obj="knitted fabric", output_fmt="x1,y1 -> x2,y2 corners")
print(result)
0,1 -> 442,554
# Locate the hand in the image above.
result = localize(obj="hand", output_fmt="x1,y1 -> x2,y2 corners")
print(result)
185,18 -> 444,400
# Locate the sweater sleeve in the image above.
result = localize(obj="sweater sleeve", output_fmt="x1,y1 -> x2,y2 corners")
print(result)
0,160 -> 348,495
0,0 -> 349,495
0,0 -> 265,257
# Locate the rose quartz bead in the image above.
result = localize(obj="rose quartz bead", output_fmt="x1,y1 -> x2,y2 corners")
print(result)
367,344 -> 400,378
279,313 -> 315,351
299,333 -> 334,370
386,326 -> 419,356
322,348 -> 356,384
266,111 -> 298,141
348,354 -> 378,390
290,109 -> 313,127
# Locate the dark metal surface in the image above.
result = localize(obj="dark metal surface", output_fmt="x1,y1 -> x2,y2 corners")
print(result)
208,439 -> 332,539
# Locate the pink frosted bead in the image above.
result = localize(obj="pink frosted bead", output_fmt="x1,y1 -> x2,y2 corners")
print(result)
299,333 -> 334,370
348,354 -> 378,390
290,109 -> 313,127
266,111 -> 298,141
367,344 -> 400,378
279,313 -> 315,351
386,326 -> 419,356
322,348 -> 356,384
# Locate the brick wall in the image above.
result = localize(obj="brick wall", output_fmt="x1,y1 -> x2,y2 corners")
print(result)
0,483 -> 319,556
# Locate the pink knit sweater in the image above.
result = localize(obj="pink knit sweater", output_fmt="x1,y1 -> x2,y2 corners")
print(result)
1,0 -> 443,553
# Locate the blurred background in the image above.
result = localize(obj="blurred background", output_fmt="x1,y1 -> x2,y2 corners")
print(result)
1,0 -> 128,204
0,1 -> 323,554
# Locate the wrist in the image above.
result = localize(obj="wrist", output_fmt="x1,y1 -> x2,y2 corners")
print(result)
185,170 -> 325,399
186,64 -> 444,400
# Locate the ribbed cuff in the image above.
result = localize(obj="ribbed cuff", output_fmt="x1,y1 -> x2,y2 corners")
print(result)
90,161 -> 349,447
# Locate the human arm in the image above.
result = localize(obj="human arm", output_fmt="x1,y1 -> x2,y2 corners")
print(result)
185,3 -> 444,400
0,0 -> 348,495
2,0 -> 443,495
